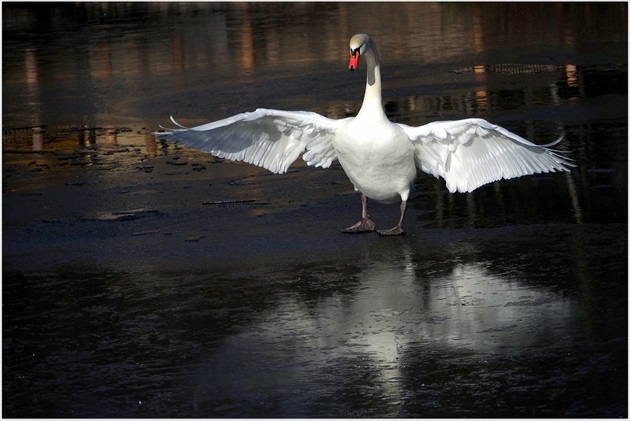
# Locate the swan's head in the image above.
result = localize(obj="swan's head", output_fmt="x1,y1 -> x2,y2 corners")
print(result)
348,33 -> 370,71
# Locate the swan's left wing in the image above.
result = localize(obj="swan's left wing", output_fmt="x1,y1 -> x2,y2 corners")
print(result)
156,108 -> 345,174
399,118 -> 574,193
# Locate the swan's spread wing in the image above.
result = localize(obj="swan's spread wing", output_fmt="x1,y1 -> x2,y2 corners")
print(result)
400,118 -> 574,193
156,108 -> 344,174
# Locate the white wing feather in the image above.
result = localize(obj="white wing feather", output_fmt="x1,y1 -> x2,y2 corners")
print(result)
156,108 -> 345,174
400,118 -> 574,193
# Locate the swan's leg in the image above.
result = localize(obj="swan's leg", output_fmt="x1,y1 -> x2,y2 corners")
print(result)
377,200 -> 407,236
341,194 -> 376,233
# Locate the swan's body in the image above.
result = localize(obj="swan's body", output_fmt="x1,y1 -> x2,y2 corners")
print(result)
157,34 -> 573,236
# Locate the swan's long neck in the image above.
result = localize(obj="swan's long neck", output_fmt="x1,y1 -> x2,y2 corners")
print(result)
357,39 -> 385,121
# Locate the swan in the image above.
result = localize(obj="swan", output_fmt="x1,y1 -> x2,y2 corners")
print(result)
156,33 -> 573,236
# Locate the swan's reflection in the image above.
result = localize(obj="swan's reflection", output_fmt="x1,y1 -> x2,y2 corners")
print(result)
192,240 -> 579,416
424,261 -> 578,350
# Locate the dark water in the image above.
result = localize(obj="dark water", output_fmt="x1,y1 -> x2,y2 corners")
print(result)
3,3 -> 628,418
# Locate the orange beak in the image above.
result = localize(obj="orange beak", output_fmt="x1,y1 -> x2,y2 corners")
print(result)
348,50 -> 360,71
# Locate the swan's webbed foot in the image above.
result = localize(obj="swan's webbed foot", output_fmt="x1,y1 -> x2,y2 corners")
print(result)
377,200 -> 407,236
377,225 -> 406,236
341,217 -> 376,234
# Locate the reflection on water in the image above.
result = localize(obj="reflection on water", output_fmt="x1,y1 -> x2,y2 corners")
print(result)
2,2 -> 627,418
3,2 -> 627,128
3,225 -> 626,417
193,239 -> 583,417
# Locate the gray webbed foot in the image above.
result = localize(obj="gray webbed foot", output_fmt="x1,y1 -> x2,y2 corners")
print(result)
341,217 -> 376,234
377,225 -> 405,236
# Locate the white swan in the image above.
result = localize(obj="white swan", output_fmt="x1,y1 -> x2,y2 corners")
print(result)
156,33 -> 573,236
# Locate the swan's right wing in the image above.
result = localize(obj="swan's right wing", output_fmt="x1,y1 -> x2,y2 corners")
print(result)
156,108 -> 346,174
